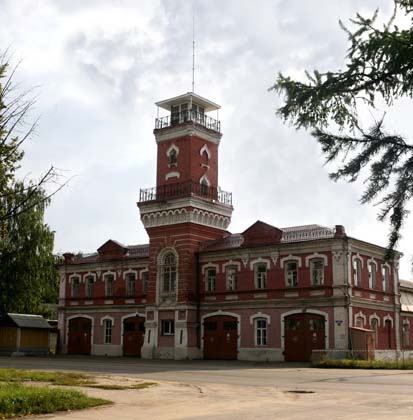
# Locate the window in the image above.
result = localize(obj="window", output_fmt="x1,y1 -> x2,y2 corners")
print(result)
255,318 -> 267,346
355,316 -> 364,327
382,266 -> 390,292
254,264 -> 267,289
71,277 -> 80,298
142,271 -> 149,294
103,319 -> 112,344
285,261 -> 298,287
104,274 -> 114,297
85,276 -> 94,298
162,252 -> 176,294
403,323 -> 410,347
368,262 -> 376,289
310,259 -> 324,285
226,266 -> 238,291
161,320 -> 174,335
371,318 -> 379,348
200,179 -> 209,196
126,273 -> 136,297
206,268 -> 216,292
353,259 -> 362,287
168,148 -> 177,165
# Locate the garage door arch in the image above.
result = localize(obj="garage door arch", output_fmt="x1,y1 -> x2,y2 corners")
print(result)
121,314 -> 145,357
202,311 -> 240,360
282,310 -> 328,362
67,316 -> 93,355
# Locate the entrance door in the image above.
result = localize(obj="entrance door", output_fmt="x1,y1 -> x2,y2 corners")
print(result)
284,313 -> 325,362
203,315 -> 238,360
123,317 -> 145,356
68,317 -> 92,355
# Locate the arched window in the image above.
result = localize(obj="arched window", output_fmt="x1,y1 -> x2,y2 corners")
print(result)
254,263 -> 267,289
310,259 -> 324,285
368,262 -> 376,289
285,261 -> 298,287
168,148 -> 178,165
353,259 -> 362,287
226,266 -> 238,291
371,318 -> 379,348
255,318 -> 267,346
104,273 -> 114,297
85,275 -> 95,298
200,178 -> 209,196
125,273 -> 136,297
71,277 -> 80,298
103,319 -> 112,344
382,266 -> 390,292
205,268 -> 216,292
403,322 -> 410,348
162,252 -> 177,294
355,316 -> 364,327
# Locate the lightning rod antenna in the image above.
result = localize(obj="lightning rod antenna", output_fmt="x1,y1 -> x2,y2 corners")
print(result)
192,3 -> 195,92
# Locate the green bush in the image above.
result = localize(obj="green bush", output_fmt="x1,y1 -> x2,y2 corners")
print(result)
313,359 -> 413,369
0,383 -> 110,418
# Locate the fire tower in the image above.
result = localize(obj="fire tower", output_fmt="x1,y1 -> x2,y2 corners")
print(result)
138,92 -> 233,359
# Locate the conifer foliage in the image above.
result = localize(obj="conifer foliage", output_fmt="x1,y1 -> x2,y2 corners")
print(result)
0,55 -> 58,314
271,0 -> 413,255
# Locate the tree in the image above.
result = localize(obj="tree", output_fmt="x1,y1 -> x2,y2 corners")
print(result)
0,54 -> 59,314
271,0 -> 413,256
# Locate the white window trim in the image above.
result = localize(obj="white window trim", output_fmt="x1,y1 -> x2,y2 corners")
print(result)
103,271 -> 116,296
199,174 -> 210,186
202,263 -> 220,275
165,171 -> 180,181
369,313 -> 381,328
367,258 -> 378,269
305,253 -> 328,267
249,258 -> 271,271
166,143 -> 179,157
249,312 -> 271,325
280,255 -> 302,268
157,247 -> 179,299
139,267 -> 149,280
222,260 -> 241,271
383,314 -> 394,328
254,318 -> 268,347
354,311 -> 366,327
204,267 -> 217,292
123,269 -> 138,280
368,260 -> 377,289
100,315 -> 115,326
351,254 -> 365,268
200,144 -> 211,159
84,272 -> 96,283
68,273 -> 81,284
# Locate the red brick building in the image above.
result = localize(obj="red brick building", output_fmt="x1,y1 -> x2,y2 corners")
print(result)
58,91 -> 410,361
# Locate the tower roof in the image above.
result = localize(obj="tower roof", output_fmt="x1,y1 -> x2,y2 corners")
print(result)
155,92 -> 220,112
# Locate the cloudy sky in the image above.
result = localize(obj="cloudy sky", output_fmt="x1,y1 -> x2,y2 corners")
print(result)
1,0 -> 412,279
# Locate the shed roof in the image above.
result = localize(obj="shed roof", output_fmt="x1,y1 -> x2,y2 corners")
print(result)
7,313 -> 51,329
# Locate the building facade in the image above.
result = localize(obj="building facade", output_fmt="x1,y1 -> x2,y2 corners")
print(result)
58,91 -> 411,361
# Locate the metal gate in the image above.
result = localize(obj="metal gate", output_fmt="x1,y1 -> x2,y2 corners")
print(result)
284,313 -> 325,362
203,315 -> 238,360
68,317 -> 92,355
123,316 -> 145,356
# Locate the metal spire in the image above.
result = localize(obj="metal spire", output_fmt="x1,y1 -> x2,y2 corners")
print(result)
192,2 -> 195,93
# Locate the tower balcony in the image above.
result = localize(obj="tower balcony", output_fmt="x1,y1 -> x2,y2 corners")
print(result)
155,110 -> 221,133
139,180 -> 232,206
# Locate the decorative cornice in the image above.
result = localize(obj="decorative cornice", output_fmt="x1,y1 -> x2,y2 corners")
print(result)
154,125 -> 222,145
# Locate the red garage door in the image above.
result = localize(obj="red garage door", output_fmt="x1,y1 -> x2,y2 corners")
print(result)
123,316 -> 145,357
68,317 -> 92,355
284,313 -> 325,362
203,315 -> 238,360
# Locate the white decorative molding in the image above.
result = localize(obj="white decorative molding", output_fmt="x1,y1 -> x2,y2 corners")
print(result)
354,311 -> 366,327
165,171 -> 180,181
304,253 -> 328,267
84,272 -> 97,283
280,255 -> 302,268
270,252 -> 279,266
332,251 -> 343,263
103,271 -> 116,280
369,313 -> 381,327
201,262 -> 220,275
155,125 -> 222,145
200,144 -> 211,159
68,273 -> 81,284
367,257 -> 378,269
199,174 -> 210,186
123,268 -> 138,280
383,314 -> 394,327
166,143 -> 179,157
222,260 -> 241,271
241,254 -> 249,268
249,257 -> 271,271
249,312 -> 271,325
100,315 -> 115,326
351,253 -> 364,267
139,267 -> 149,280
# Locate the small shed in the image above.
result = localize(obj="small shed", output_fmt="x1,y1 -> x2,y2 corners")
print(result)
0,313 -> 52,356
350,326 -> 375,360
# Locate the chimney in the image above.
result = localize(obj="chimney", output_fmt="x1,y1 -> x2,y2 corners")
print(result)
334,225 -> 346,238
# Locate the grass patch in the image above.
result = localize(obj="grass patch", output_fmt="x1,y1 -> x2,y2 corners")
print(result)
0,382 -> 111,418
0,368 -> 97,386
313,358 -> 413,369
87,382 -> 157,390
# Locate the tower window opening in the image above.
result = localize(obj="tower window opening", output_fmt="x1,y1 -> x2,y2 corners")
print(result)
168,148 -> 178,165
161,252 -> 177,295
